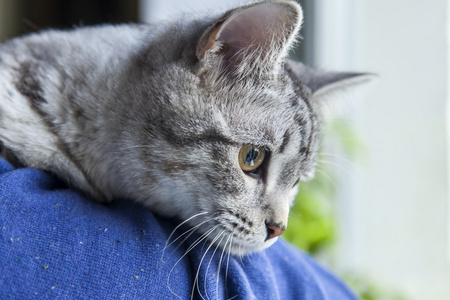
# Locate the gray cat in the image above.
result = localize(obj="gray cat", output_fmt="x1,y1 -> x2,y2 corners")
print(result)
0,0 -> 370,255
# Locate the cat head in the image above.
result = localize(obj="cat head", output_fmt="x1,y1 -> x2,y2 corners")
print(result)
124,0 -> 372,254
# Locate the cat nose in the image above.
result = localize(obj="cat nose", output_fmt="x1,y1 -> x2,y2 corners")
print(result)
265,223 -> 285,240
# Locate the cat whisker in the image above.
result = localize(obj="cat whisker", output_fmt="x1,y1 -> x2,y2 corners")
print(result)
166,211 -> 209,247
186,225 -> 220,260
315,167 -> 339,189
319,152 -> 356,164
317,158 -> 352,175
169,222 -> 209,254
167,225 -> 220,299
164,217 -> 215,257
225,235 -> 234,299
216,233 -> 232,298
174,219 -> 219,253
191,230 -> 224,300
204,234 -> 226,300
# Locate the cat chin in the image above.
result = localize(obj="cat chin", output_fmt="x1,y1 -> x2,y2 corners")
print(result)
230,237 -> 279,256
263,237 -> 279,249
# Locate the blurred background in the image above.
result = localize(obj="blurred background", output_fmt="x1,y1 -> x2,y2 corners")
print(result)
1,0 -> 449,299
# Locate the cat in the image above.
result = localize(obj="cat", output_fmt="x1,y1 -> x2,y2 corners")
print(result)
0,0 -> 371,255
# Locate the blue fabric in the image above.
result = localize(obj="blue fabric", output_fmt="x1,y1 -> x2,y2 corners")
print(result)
0,157 -> 357,299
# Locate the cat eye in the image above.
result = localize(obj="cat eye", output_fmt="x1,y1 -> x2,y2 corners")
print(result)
239,144 -> 266,173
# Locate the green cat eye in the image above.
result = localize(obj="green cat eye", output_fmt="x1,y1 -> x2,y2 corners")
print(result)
239,144 -> 266,172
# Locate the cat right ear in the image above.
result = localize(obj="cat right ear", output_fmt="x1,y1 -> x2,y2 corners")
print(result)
285,59 -> 376,108
197,1 -> 302,85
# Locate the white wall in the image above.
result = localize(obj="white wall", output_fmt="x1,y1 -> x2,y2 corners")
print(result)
313,1 -> 450,299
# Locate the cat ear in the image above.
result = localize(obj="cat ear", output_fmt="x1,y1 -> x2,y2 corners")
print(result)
197,1 -> 302,81
285,59 -> 376,104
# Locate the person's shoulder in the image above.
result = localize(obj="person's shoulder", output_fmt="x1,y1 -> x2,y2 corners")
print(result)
262,239 -> 358,299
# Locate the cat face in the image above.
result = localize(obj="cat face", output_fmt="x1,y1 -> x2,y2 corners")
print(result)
182,80 -> 320,254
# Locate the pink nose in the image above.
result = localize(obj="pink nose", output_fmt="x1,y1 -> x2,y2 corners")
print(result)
266,224 -> 285,240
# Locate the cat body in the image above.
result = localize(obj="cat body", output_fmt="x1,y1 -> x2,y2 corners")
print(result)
0,1 -> 369,254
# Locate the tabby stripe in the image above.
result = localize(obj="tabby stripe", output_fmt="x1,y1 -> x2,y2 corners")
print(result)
299,102 -> 316,160
165,128 -> 236,147
285,63 -> 317,159
279,130 -> 290,154
301,89 -> 318,162
15,63 -> 107,200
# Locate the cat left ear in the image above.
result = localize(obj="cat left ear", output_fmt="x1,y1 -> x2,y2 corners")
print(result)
197,1 -> 302,81
285,59 -> 376,104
